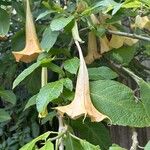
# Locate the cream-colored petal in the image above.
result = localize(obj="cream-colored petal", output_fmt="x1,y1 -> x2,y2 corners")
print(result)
85,32 -> 101,64
100,36 -> 110,54
124,37 -> 138,46
109,35 -> 124,49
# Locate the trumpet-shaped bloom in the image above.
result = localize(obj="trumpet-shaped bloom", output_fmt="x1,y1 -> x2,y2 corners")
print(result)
12,0 -> 42,63
85,32 -> 101,64
56,23 -> 109,122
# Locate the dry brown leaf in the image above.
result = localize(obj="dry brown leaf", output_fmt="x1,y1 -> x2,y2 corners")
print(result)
85,32 -> 101,64
12,0 -> 42,63
55,23 -> 109,122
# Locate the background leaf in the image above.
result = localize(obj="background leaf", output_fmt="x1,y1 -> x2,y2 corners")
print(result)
0,109 -> 11,122
0,8 -> 10,36
13,62 -> 41,89
0,90 -> 16,105
70,119 -> 112,150
41,27 -> 59,52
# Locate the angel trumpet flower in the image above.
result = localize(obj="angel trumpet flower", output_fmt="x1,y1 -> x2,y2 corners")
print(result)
12,0 -> 42,63
55,22 -> 109,122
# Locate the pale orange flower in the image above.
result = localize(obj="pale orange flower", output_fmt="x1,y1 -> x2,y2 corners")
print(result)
12,0 -> 42,63
55,22 -> 109,122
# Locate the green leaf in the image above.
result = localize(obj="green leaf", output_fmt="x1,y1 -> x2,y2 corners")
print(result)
19,132 -> 50,150
106,46 -> 136,66
90,80 -> 150,127
39,140 -> 54,150
88,66 -> 118,80
36,79 -> 64,113
0,8 -> 10,36
64,57 -> 80,74
65,133 -> 101,150
123,68 -> 150,121
63,78 -> 73,91
46,63 -> 65,77
145,141 -> 150,150
0,90 -> 16,105
109,144 -> 126,150
122,0 -> 142,8
41,112 -> 56,125
50,16 -> 74,31
24,95 -> 37,110
36,10 -> 55,21
41,27 -> 59,52
0,109 -> 11,122
13,62 -> 41,89
70,119 -> 111,150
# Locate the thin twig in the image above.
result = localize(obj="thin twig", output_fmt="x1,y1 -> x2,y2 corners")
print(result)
130,128 -> 139,150
108,30 -> 150,42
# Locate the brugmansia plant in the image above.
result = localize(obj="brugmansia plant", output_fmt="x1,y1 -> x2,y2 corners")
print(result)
1,0 -> 150,150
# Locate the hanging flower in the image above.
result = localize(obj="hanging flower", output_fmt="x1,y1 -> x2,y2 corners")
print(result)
55,22 -> 109,122
85,31 -> 101,64
12,0 -> 42,63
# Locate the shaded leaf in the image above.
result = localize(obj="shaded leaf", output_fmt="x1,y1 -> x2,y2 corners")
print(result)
0,109 -> 11,122
0,8 -> 10,36
24,95 -> 37,110
41,27 -> 59,52
19,132 -> 50,150
70,119 -> 111,150
0,90 -> 16,105
13,62 -> 41,89
65,133 -> 101,150
50,16 -> 74,31
107,46 -> 136,66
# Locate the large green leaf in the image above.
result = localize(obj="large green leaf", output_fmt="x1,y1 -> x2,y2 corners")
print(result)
0,90 -> 16,105
88,66 -> 118,80
0,8 -> 10,36
19,132 -> 50,150
70,119 -> 111,150
90,80 -> 150,127
0,109 -> 11,122
13,62 -> 41,89
123,68 -> 150,122
64,57 -> 79,74
36,79 -> 64,113
65,133 -> 101,150
36,78 -> 73,113
145,141 -> 150,150
41,26 -> 59,52
50,16 -> 74,31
